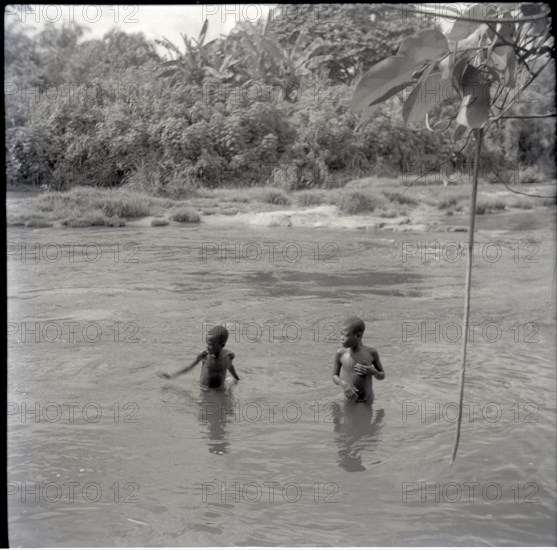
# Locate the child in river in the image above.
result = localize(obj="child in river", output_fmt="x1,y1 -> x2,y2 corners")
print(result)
158,325 -> 239,390
332,316 -> 385,403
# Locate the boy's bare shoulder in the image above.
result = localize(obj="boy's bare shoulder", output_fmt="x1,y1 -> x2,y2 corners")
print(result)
363,345 -> 379,357
222,348 -> 235,360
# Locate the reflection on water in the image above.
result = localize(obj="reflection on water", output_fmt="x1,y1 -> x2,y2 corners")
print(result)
332,401 -> 385,472
7,211 -> 557,546
196,388 -> 234,455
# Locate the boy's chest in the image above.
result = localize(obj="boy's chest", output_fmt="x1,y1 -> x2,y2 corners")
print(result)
341,349 -> 372,369
202,354 -> 230,372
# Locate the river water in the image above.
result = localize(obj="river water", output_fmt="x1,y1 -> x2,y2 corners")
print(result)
7,209 -> 557,546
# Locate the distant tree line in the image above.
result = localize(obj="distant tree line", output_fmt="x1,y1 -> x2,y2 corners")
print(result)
5,4 -> 555,194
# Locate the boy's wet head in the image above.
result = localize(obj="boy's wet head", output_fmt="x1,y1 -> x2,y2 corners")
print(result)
341,316 -> 365,348
206,325 -> 228,355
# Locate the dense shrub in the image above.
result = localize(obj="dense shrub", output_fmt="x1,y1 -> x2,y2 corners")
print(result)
170,207 -> 201,223
338,191 -> 381,214
5,17 -> 555,193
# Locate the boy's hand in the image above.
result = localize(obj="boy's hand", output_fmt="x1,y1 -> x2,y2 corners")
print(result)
157,371 -> 172,379
354,363 -> 374,376
343,384 -> 359,401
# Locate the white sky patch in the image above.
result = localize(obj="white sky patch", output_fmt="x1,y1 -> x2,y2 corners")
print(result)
5,4 -> 275,55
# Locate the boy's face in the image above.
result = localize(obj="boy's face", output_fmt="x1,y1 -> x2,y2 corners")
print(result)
207,336 -> 226,355
340,326 -> 360,348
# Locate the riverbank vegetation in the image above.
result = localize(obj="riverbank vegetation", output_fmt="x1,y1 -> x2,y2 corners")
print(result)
6,4 -> 555,227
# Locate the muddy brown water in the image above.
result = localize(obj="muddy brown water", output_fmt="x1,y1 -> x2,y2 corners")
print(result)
7,206 -> 557,546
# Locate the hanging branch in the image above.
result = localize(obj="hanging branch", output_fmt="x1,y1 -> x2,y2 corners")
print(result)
349,4 -> 554,464
383,4 -> 552,24
500,113 -> 557,119
451,127 -> 483,465
500,181 -> 557,199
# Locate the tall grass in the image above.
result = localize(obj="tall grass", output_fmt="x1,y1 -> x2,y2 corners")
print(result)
295,190 -> 328,207
259,189 -> 291,205
382,191 -> 418,206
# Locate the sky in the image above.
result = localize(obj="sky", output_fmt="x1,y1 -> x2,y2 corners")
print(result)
4,3 -> 459,56
5,4 -> 275,53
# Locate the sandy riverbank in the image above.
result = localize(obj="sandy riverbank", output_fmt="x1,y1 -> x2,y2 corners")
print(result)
7,178 -> 556,231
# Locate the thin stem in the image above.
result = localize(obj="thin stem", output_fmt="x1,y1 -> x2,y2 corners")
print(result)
500,113 -> 557,119
500,181 -> 557,199
450,127 -> 483,466
389,4 -> 551,24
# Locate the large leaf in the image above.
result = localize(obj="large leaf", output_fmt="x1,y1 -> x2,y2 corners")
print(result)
291,30 -> 307,61
495,21 -> 516,43
447,4 -> 497,41
403,70 -> 457,126
398,29 -> 449,64
350,55 -> 423,114
351,29 -> 450,115
198,19 -> 209,47
355,91 -> 404,129
453,124 -> 468,141
456,65 -> 491,129
160,60 -> 183,69
263,7 -> 274,36
455,24 -> 489,51
492,45 -> 517,87
369,82 -> 413,108
157,68 -> 179,79
451,57 -> 470,92
439,55 -> 452,79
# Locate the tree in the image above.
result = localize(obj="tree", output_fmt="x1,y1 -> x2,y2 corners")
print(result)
268,4 -> 434,83
350,2 -> 555,463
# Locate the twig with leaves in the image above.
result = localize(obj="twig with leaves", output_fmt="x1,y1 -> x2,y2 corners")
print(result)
350,2 -> 554,464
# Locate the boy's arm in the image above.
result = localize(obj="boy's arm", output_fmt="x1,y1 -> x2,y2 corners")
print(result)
332,349 -> 358,400
354,348 -> 385,380
332,349 -> 344,386
371,349 -> 385,380
227,352 -> 240,381
158,351 -> 206,379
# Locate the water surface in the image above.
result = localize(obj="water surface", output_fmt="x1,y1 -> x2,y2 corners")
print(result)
8,210 -> 557,546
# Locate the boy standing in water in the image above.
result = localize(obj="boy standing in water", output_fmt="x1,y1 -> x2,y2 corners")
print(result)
158,325 -> 240,390
332,316 -> 385,402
